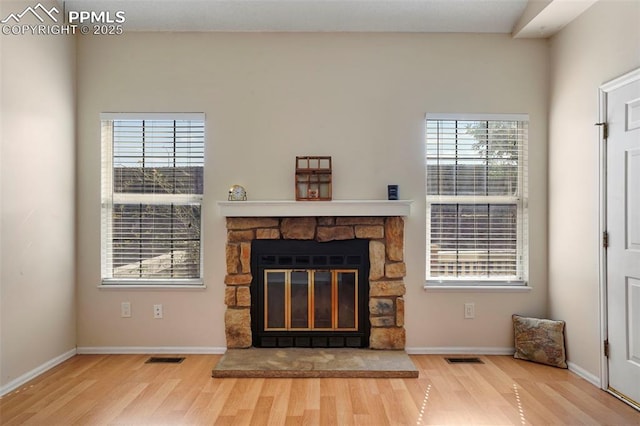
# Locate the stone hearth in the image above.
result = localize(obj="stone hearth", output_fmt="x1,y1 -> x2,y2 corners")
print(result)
212,348 -> 419,378
224,216 -> 406,350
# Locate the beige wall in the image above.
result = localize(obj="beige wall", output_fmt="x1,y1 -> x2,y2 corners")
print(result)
548,0 -> 640,378
0,1 -> 76,389
76,32 -> 549,351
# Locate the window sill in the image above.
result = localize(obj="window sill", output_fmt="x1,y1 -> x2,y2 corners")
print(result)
424,284 -> 532,293
98,285 -> 206,290
99,279 -> 206,290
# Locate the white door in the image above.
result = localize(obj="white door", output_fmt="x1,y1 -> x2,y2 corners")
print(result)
604,69 -> 640,407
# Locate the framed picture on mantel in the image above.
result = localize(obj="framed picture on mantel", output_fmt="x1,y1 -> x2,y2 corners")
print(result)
295,156 -> 332,201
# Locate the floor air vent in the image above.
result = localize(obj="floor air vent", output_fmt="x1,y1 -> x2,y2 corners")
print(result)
445,357 -> 484,364
145,357 -> 185,364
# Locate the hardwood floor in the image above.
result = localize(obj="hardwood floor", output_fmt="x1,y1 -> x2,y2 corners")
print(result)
1,354 -> 638,425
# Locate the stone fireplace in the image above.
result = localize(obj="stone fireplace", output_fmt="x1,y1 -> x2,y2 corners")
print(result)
220,201 -> 410,350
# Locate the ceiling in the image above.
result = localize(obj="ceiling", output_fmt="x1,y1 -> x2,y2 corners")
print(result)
60,0 -> 598,38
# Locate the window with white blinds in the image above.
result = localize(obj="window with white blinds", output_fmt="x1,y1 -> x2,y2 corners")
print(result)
425,114 -> 528,285
101,113 -> 205,285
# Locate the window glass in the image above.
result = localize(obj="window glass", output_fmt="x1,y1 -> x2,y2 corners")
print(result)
426,115 -> 528,285
101,114 -> 205,285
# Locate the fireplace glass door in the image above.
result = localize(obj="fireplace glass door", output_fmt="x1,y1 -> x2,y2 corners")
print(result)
251,239 -> 369,348
264,270 -> 358,331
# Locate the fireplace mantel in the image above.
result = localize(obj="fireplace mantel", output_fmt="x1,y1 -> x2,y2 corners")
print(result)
217,200 -> 412,217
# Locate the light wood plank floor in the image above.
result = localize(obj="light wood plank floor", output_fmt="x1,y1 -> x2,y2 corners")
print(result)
0,354 -> 638,425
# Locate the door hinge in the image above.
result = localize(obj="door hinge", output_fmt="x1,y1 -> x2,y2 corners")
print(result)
595,122 -> 608,139
604,340 -> 609,357
603,231 -> 609,248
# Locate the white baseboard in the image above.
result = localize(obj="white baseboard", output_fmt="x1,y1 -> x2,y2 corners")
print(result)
567,361 -> 601,387
0,348 -> 77,397
76,346 -> 227,355
406,347 -> 515,355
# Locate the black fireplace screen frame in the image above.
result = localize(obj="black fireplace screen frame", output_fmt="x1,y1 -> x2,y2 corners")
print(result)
251,239 -> 370,348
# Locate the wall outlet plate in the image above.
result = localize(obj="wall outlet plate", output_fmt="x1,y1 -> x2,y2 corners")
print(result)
153,304 -> 163,319
121,302 -> 131,318
464,303 -> 475,319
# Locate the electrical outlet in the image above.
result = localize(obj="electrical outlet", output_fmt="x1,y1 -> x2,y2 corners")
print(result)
464,303 -> 475,319
121,302 -> 131,318
153,304 -> 163,319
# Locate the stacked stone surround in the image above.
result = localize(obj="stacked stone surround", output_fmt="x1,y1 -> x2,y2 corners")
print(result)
224,216 -> 406,350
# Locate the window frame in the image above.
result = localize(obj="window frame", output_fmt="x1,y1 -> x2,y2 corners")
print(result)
425,113 -> 529,287
100,112 -> 205,287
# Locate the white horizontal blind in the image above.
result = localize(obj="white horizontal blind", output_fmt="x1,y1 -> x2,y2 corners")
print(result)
101,114 -> 205,284
426,116 -> 528,283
